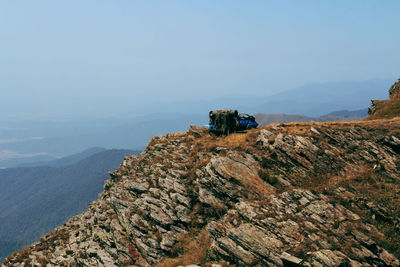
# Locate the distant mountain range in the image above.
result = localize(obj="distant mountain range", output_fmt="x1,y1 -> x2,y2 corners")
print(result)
17,147 -> 106,168
0,79 -> 392,166
0,147 -> 108,169
0,148 -> 138,261
255,108 -> 368,126
129,79 -> 392,117
250,79 -> 391,116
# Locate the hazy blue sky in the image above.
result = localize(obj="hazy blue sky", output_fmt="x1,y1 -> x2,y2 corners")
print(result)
1,1 -> 399,119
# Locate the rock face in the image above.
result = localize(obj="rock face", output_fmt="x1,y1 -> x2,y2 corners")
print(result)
368,99 -> 383,116
2,119 -> 400,267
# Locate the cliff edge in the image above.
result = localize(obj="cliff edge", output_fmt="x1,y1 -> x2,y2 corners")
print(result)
2,119 -> 400,266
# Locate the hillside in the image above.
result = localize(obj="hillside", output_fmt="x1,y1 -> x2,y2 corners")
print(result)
2,118 -> 400,266
368,78 -> 400,120
0,149 -> 137,262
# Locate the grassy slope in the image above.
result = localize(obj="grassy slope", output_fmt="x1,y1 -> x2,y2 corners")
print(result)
367,92 -> 400,120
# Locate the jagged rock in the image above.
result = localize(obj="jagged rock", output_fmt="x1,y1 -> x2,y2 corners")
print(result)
350,246 -> 377,261
389,79 -> 400,98
379,248 -> 400,266
215,237 -> 258,266
235,201 -> 258,220
188,124 -> 206,138
311,127 -> 320,135
199,187 -> 223,206
125,180 -> 149,193
351,230 -> 377,254
171,192 -> 191,207
280,252 -> 302,266
206,152 -> 274,196
257,129 -> 275,146
223,223 -> 283,266
310,250 -> 351,266
160,231 -> 179,251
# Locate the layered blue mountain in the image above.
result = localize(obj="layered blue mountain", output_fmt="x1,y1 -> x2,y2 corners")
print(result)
251,79 -> 391,116
0,148 -> 138,261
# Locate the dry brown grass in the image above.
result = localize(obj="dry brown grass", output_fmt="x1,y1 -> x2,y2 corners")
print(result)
367,91 -> 400,120
215,132 -> 248,147
300,165 -> 376,191
258,117 -> 400,141
154,229 -> 211,267
367,102 -> 400,120
298,163 -> 400,258
191,132 -> 251,152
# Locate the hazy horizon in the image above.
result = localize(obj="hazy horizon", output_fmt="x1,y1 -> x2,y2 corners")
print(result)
1,1 -> 399,119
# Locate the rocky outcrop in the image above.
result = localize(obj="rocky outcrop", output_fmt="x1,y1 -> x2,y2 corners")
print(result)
368,78 -> 400,118
368,99 -> 383,116
389,79 -> 400,98
2,119 -> 400,266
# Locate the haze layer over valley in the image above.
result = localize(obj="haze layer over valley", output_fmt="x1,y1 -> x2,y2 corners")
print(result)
0,79 -> 391,168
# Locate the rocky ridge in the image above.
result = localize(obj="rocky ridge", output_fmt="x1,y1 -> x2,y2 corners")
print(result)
2,119 -> 400,266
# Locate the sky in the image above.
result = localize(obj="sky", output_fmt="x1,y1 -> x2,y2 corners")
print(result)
1,1 -> 399,119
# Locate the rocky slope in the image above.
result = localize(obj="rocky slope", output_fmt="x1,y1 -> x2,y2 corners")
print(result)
2,118 -> 400,266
